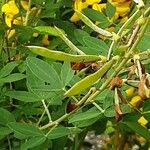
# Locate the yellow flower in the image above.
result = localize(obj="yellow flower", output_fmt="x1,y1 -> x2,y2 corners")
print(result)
108,0 -> 132,17
125,87 -> 135,97
129,95 -> 142,107
4,14 -> 14,27
2,0 -> 19,27
70,0 -> 88,22
138,116 -> 148,127
2,0 -> 19,15
21,1 -> 29,11
85,0 -> 101,5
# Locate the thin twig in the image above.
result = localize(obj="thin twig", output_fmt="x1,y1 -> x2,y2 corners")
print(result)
7,136 -> 12,150
42,100 -> 52,123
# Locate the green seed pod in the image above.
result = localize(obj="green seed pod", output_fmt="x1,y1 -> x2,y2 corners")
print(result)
27,46 -> 106,63
75,10 -> 112,38
65,57 -> 118,97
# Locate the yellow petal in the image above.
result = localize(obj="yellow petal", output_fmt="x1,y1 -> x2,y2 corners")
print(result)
21,1 -> 29,11
74,0 -> 88,11
7,29 -> 16,39
5,14 -> 13,27
129,95 -> 142,107
116,6 -> 130,17
2,0 -> 19,15
85,0 -> 101,5
92,3 -> 106,12
120,16 -> 128,23
125,87 -> 135,97
70,0 -> 88,22
138,116 -> 148,126
13,17 -> 25,25
70,13 -> 80,22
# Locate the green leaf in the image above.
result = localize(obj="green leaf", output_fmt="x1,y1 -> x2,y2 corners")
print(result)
122,121 -> 150,141
106,2 -> 116,19
104,106 -> 115,117
0,108 -> 15,126
8,122 -> 44,138
74,116 -> 101,128
83,8 -> 110,28
101,90 -> 114,109
138,34 -> 150,51
0,127 -> 12,139
35,26 -> 64,36
5,91 -> 42,102
74,29 -> 89,45
47,127 -> 70,139
104,104 -> 131,117
0,62 -> 18,78
121,104 -> 132,114
52,137 -> 68,150
26,57 -> 63,89
69,108 -> 102,123
137,24 -> 150,51
21,136 -> 46,150
60,62 -> 74,87
83,36 -> 109,55
16,26 -> 35,43
0,73 -> 26,83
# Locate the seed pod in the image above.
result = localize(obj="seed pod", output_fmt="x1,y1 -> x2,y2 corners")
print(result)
27,46 -> 106,63
65,57 -> 118,97
110,76 -> 123,90
67,103 -> 78,113
75,10 -> 112,38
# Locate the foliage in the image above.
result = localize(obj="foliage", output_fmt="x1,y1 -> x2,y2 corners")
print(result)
0,0 -> 150,149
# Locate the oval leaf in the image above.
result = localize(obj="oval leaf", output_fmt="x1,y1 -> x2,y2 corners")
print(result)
47,127 -> 70,139
21,136 -> 46,150
8,122 -> 44,138
0,108 -> 15,125
5,91 -> 42,102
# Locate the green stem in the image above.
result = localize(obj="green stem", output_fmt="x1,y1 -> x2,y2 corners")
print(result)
40,109 -> 78,130
107,9 -> 140,60
24,0 -> 32,26
42,100 -> 52,123
7,136 -> 12,150
92,102 -> 105,113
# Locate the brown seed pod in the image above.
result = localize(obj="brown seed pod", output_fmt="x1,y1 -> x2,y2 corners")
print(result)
138,74 -> 149,99
115,104 -> 123,122
110,76 -> 123,90
67,103 -> 78,113
71,62 -> 86,70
